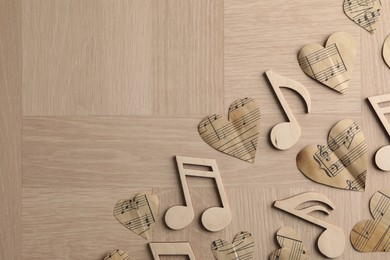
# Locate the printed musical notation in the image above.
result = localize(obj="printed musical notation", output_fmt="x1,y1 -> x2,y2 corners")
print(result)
165,156 -> 231,232
368,93 -> 390,171
114,191 -> 159,240
104,249 -> 132,260
265,70 -> 311,150
149,242 -> 197,260
274,192 -> 346,258
297,119 -> 367,191
211,231 -> 254,260
343,0 -> 382,33
351,190 -> 390,252
269,227 -> 309,260
298,32 -> 356,94
198,98 -> 261,163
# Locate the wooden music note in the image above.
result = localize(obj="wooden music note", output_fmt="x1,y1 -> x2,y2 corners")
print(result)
104,249 -> 132,260
368,93 -> 390,171
265,70 -> 311,150
165,156 -> 231,232
149,242 -> 197,260
384,35 -> 390,67
269,227 -> 309,260
274,192 -> 346,258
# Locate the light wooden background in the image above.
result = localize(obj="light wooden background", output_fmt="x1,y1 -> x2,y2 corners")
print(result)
1,0 -> 389,259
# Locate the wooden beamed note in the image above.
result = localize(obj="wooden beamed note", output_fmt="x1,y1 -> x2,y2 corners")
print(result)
274,192 -> 345,258
165,156 -> 231,232
149,242 -> 196,260
265,70 -> 311,150
368,93 -> 390,171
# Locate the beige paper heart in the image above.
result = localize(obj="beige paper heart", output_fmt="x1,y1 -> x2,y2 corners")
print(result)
269,227 -> 309,260
298,32 -> 356,94
384,35 -> 390,68
104,249 -> 132,260
297,119 -> 367,191
114,191 -> 158,240
211,231 -> 254,260
350,190 -> 390,252
343,0 -> 382,34
198,98 -> 261,163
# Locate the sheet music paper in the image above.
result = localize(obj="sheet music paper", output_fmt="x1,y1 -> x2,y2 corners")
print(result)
198,98 -> 261,163
211,231 -> 254,260
351,190 -> 390,252
343,0 -> 382,33
104,250 -> 132,260
297,119 -> 367,191
269,227 -> 309,260
114,191 -> 159,240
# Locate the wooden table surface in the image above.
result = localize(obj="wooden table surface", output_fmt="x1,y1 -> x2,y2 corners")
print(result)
1,0 -> 389,259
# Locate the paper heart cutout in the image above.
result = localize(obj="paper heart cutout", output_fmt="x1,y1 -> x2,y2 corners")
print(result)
343,0 -> 382,34
297,119 -> 367,191
350,190 -> 390,252
298,32 -> 356,94
384,35 -> 390,68
104,249 -> 132,260
211,231 -> 254,260
114,191 -> 158,240
198,98 -> 261,163
269,227 -> 309,260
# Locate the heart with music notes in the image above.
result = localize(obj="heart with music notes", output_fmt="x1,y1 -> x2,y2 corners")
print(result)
113,191 -> 159,240
211,231 -> 254,260
104,249 -> 132,260
198,98 -> 261,163
298,32 -> 356,94
343,0 -> 382,34
350,190 -> 390,252
296,119 -> 367,191
269,227 -> 309,260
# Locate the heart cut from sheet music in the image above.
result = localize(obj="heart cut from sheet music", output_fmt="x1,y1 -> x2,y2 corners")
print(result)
343,0 -> 382,34
198,98 -> 261,163
211,231 -> 254,260
113,191 -> 159,240
269,227 -> 309,260
350,190 -> 390,252
297,119 -> 367,191
104,249 -> 132,260
298,32 -> 356,94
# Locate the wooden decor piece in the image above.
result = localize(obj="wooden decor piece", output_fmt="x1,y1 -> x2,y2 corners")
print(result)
350,190 -> 390,252
265,70 -> 312,150
198,98 -> 261,163
343,0 -> 382,34
384,34 -> 390,68
298,32 -> 356,94
149,242 -> 196,260
211,231 -> 254,260
274,192 -> 346,258
297,119 -> 367,191
104,250 -> 132,260
368,93 -> 390,171
165,156 -> 231,232
269,227 -> 309,260
114,191 -> 159,240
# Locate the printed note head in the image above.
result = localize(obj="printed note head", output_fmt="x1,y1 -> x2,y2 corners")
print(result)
271,122 -> 301,150
165,205 -> 195,230
201,206 -> 232,232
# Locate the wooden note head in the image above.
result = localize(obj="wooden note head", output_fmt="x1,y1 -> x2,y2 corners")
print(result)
270,121 -> 301,150
201,207 -> 231,232
375,145 -> 390,171
317,226 -> 346,258
165,205 -> 194,230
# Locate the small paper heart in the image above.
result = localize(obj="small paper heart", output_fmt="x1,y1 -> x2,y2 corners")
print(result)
269,227 -> 309,260
113,191 -> 159,240
198,98 -> 261,163
343,0 -> 382,33
298,32 -> 356,94
104,249 -> 132,260
297,119 -> 367,191
211,231 -> 254,260
350,190 -> 390,252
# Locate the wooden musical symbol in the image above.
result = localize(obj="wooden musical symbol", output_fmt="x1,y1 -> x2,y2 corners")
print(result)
269,227 -> 309,260
104,249 -> 132,260
165,156 -> 231,232
211,231 -> 254,260
368,93 -> 390,171
265,70 -> 311,150
274,192 -> 346,258
149,242 -> 197,260
384,35 -> 390,68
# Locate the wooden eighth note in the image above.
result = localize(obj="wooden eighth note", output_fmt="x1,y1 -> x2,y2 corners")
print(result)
149,242 -> 196,260
274,192 -> 345,258
165,156 -> 231,232
265,70 -> 311,150
368,93 -> 390,171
